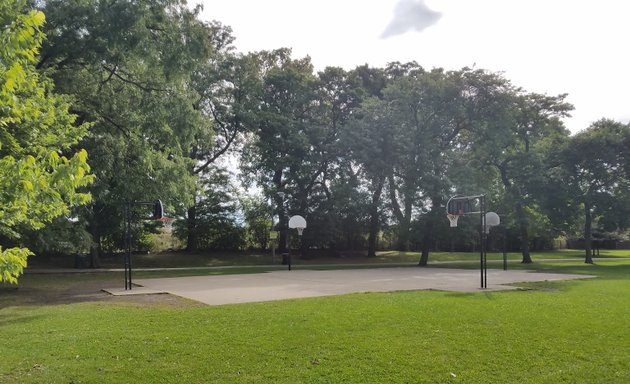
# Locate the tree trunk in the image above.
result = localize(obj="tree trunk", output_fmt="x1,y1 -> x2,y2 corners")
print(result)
397,218 -> 411,251
275,196 -> 288,253
418,196 -> 442,266
418,230 -> 432,266
387,175 -> 413,251
515,201 -> 532,263
89,240 -> 101,268
397,197 -> 413,251
584,200 -> 593,264
499,165 -> 532,264
367,177 -> 385,257
186,205 -> 198,252
272,170 -> 288,254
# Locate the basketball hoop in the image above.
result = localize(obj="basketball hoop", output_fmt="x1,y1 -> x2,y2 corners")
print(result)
447,214 -> 460,228
289,215 -> 307,236
484,212 -> 500,233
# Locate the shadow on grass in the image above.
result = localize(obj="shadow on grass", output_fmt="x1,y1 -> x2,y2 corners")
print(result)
0,312 -> 46,327
509,260 -> 630,279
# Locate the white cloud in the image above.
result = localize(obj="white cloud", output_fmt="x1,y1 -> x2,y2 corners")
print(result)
381,0 -> 442,38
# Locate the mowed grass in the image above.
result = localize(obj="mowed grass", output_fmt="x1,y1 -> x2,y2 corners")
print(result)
1,255 -> 629,383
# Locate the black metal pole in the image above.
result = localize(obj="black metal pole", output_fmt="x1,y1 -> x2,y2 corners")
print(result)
484,197 -> 487,288
479,196 -> 484,288
479,195 -> 487,289
124,203 -> 131,290
503,226 -> 508,271
123,200 -> 162,289
271,198 -> 276,265
124,202 -> 135,290
288,228 -> 291,271
128,240 -> 133,290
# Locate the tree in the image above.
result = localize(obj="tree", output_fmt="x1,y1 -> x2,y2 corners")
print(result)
358,65 -> 507,264
242,50 -> 353,253
37,0 -> 216,262
558,119 -> 630,263
471,86 -> 572,263
186,47 -> 260,251
344,97 -> 394,257
0,0 -> 93,283
173,167 -> 244,251
241,196 -> 272,250
338,65 -> 388,257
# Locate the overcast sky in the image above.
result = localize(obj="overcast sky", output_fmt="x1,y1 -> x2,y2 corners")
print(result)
193,0 -> 629,133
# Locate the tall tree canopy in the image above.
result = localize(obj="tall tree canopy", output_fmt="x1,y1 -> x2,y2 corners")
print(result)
558,119 -> 630,263
470,86 -> 573,263
0,0 -> 93,283
241,49 -> 319,251
4,0 -> 623,265
36,0 -> 219,260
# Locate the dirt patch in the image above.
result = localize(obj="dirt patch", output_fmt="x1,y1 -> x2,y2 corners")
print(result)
1,274 -> 203,308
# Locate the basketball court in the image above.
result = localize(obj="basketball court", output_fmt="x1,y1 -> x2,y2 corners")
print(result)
105,267 -> 594,306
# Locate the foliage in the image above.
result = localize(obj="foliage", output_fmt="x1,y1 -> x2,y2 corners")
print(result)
0,0 -> 93,283
185,49 -> 261,251
242,50 -> 364,251
173,167 -> 245,251
2,1 -> 624,262
36,0 -> 215,256
19,216 -> 93,256
470,82 -> 573,262
241,196 -> 271,250
343,92 -> 395,256
557,119 -> 630,262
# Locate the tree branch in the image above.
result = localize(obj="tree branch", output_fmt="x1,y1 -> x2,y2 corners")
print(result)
387,173 -> 405,223
101,64 -> 167,92
98,113 -> 131,139
194,109 -> 240,174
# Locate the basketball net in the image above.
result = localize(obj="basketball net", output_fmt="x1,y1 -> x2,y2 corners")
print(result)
447,214 -> 460,228
296,227 -> 304,236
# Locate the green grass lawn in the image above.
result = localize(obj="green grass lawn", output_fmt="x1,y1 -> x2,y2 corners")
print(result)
1,254 -> 629,383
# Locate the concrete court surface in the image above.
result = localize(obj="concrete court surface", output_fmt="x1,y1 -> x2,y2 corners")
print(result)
114,267 -> 595,306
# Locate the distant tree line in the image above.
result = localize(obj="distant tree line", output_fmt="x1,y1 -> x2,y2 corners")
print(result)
2,0 -> 629,282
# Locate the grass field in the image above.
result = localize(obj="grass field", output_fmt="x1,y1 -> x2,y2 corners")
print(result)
1,251 -> 629,383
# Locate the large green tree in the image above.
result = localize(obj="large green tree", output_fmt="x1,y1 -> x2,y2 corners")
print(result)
0,0 -> 93,283
558,119 -> 630,263
186,47 -> 260,251
382,65 -> 473,254
344,96 -> 395,257
358,65 -> 509,264
37,0 -> 215,261
242,50 -> 359,252
173,166 -> 244,251
472,87 -> 572,263
340,65 -> 388,257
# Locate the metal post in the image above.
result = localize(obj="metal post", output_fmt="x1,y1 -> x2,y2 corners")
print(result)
483,197 -> 487,288
503,226 -> 508,271
287,229 -> 291,271
271,208 -> 276,265
123,200 -> 163,290
478,196 -> 483,288
479,195 -> 487,289
124,202 -> 132,290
